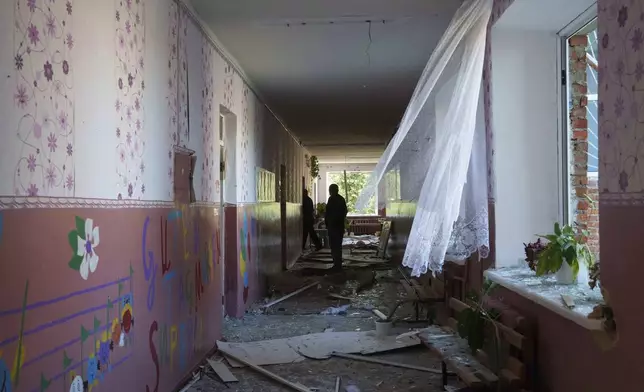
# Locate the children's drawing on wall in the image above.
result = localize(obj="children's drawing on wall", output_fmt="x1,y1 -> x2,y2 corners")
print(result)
0,353 -> 11,392
0,259 -> 135,392
68,217 -> 100,280
239,210 -> 256,304
69,375 -> 83,392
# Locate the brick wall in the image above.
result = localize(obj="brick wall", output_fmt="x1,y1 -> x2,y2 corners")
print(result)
569,35 -> 600,257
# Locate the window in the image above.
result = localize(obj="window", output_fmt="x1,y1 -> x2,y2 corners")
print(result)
564,18 -> 599,258
326,171 -> 377,215
256,168 -> 276,202
174,147 -> 196,204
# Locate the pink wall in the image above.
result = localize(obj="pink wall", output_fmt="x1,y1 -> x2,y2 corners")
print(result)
0,204 -> 222,392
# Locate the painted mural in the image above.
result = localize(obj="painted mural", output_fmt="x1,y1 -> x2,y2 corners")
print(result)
239,208 -> 255,304
13,0 -> 75,198
0,206 -> 221,392
114,0 -> 146,200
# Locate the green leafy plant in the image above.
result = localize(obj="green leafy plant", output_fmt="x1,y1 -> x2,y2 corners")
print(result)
457,280 -> 501,353
309,155 -> 320,180
535,222 -> 595,279
316,202 -> 326,218
327,171 -> 377,215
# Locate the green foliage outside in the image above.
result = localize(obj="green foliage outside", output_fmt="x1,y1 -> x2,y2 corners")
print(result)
327,171 -> 376,215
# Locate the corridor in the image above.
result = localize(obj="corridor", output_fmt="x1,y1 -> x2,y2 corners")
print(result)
1,0 -> 642,391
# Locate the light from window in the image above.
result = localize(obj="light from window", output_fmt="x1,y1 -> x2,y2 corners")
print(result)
327,171 -> 377,215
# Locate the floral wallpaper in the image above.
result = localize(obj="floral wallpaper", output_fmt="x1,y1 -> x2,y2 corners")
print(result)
240,86 -> 250,202
201,37 -> 215,202
483,0 -> 515,201
167,1 -> 179,197
598,0 -> 644,199
13,0 -> 75,197
114,0 -> 145,200
222,61 -> 234,111
177,7 -> 189,148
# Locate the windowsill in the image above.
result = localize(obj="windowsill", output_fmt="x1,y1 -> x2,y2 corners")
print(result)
484,266 -> 604,331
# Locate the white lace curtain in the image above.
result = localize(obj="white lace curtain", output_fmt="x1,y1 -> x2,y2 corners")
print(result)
356,0 -> 492,276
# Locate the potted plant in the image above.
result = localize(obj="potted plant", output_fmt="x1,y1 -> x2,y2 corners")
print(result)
316,202 -> 326,220
535,222 -> 595,284
523,238 -> 546,271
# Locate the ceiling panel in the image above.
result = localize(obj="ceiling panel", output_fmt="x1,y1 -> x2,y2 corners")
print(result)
191,0 -> 459,148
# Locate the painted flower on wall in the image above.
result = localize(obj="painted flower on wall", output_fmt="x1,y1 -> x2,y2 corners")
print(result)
69,375 -> 83,392
68,217 -> 100,280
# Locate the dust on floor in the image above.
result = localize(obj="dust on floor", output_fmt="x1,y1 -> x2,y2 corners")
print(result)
187,267 -> 447,392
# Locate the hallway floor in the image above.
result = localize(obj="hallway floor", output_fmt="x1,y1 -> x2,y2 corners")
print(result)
187,265 -> 449,392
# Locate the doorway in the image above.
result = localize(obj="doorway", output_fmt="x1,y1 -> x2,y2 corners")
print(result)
220,107 -> 238,316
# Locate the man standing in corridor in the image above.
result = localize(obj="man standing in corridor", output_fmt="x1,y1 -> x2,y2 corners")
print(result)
302,189 -> 322,251
325,184 -> 347,272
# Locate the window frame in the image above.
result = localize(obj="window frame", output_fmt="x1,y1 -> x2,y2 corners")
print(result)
325,170 -> 378,216
556,6 -> 598,225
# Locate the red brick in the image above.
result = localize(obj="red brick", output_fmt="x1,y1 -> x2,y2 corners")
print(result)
573,118 -> 588,128
573,130 -> 588,139
573,83 -> 588,94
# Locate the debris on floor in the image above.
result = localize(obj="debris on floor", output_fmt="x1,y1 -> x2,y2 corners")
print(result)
187,256 -> 454,392
207,359 -> 238,383
320,304 -> 350,315
216,330 -> 421,368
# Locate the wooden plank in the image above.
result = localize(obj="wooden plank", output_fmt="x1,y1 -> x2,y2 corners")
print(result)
493,320 -> 525,350
332,352 -> 444,374
410,279 -> 431,300
444,357 -> 483,387
449,297 -> 469,313
449,298 -> 525,350
219,348 -> 313,392
400,280 -> 418,298
475,349 -> 490,369
328,293 -> 352,301
429,277 -> 445,297
262,282 -> 319,309
447,317 -> 459,332
475,365 -> 499,385
207,359 -> 238,383
506,356 -> 525,380
500,368 -> 521,387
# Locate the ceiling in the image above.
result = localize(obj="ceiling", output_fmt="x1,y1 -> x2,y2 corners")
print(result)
190,0 -> 460,158
496,0 -> 596,32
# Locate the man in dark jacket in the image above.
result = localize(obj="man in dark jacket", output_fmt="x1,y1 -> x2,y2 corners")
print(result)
302,189 -> 322,251
325,184 -> 348,271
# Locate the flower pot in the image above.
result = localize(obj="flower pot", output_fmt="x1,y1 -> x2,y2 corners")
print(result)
555,261 -> 575,284
577,262 -> 589,286
375,319 -> 392,339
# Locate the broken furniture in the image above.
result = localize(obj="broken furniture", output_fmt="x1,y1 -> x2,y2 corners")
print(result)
347,216 -> 382,235
419,297 -> 534,391
387,266 -> 445,322
444,259 -> 470,302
